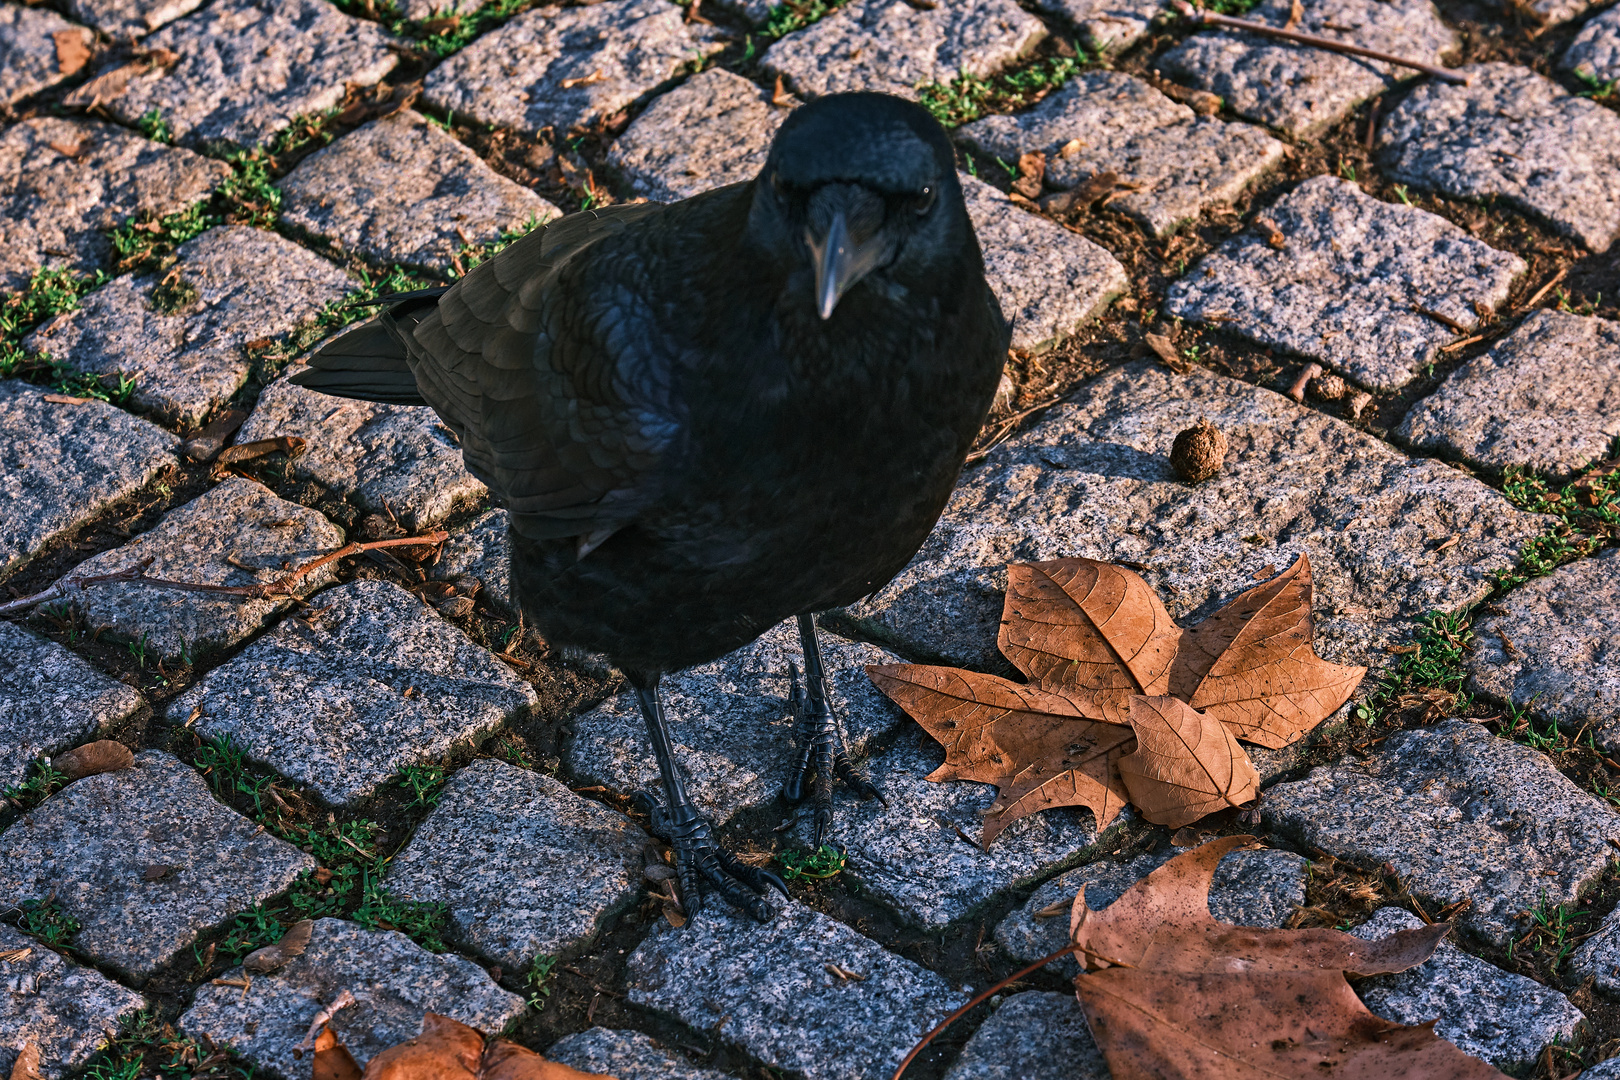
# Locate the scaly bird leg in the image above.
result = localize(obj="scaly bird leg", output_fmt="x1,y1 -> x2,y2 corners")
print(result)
782,613 -> 885,848
633,676 -> 787,921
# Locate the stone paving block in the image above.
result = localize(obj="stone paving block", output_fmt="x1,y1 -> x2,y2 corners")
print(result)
606,68 -> 785,203
180,918 -> 525,1080
0,116 -> 229,292
962,175 -> 1128,350
169,580 -> 537,807
1571,886 -> 1620,997
1033,0 -> 1165,54
1164,176 -> 1525,392
0,380 -> 177,577
106,0 -> 398,152
65,0 -> 205,39
0,5 -> 93,107
1528,0 -> 1601,27
565,618 -> 906,823
386,760 -> 645,969
0,924 -> 147,1080
995,846 -> 1306,977
1566,5 -> 1620,83
63,476 -> 344,662
1157,0 -> 1458,139
942,991 -> 1105,1080
0,622 -> 144,790
626,900 -> 965,1080
1467,549 -> 1620,753
545,1028 -> 733,1080
0,750 -> 314,981
957,71 -> 1286,238
25,225 -> 354,427
240,367 -> 487,532
1396,310 -> 1620,479
1587,1057 -> 1620,1080
1351,907 -> 1584,1071
1378,63 -> 1620,254
841,360 -> 1549,678
761,0 -> 1045,101
1263,719 -> 1620,946
430,508 -> 515,618
423,0 -> 725,139
793,737 -> 1116,930
279,111 -> 562,275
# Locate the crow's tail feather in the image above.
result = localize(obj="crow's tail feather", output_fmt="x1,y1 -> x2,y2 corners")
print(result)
290,288 -> 449,406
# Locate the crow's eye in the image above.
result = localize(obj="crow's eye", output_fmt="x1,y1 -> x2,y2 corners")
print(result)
913,185 -> 936,215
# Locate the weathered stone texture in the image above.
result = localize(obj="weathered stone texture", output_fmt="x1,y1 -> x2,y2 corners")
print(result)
0,622 -> 144,789
279,111 -> 561,274
0,6 -> 93,106
0,380 -> 177,577
606,68 -> 785,203
1264,720 -> 1620,946
842,361 -> 1549,677
386,760 -> 646,969
1352,907 -> 1584,1072
423,0 -> 725,138
26,226 -> 354,427
1158,0 -> 1458,138
565,618 -> 906,823
1378,63 -> 1620,253
1032,0 -> 1165,54
0,924 -> 147,1080
762,0 -> 1046,101
0,117 -> 229,292
1571,882 -> 1620,997
1396,310 -> 1620,479
1467,549 -> 1620,752
1528,0 -> 1601,27
545,1028 -> 734,1080
943,992 -> 1106,1080
1566,5 -> 1620,83
180,919 -> 524,1080
106,0 -> 398,151
65,0 -> 205,39
170,580 -> 536,806
962,175 -> 1128,350
627,901 -> 965,1080
957,71 -> 1286,237
0,750 -> 314,980
240,367 -> 486,532
1164,176 -> 1525,392
431,509 -> 515,618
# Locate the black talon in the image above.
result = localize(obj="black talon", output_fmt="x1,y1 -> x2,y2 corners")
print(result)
782,614 -> 885,847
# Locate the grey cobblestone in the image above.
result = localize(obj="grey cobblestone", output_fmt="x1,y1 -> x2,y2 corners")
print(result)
943,992 -> 1105,1080
64,0 -> 205,40
957,70 -> 1285,238
423,0 -> 726,139
170,579 -> 537,807
0,621 -> 144,789
0,750 -> 314,980
1566,5 -> 1620,83
0,117 -> 229,292
1164,176 -> 1525,392
430,508 -> 515,618
279,111 -> 562,275
1526,0 -> 1601,28
545,1029 -> 734,1080
0,6 -> 93,107
0,380 -> 177,577
25,225 -> 354,427
1158,0 -> 1458,138
761,0 -> 1046,101
0,924 -> 147,1080
1034,0 -> 1166,54
106,0 -> 398,152
1377,63 -> 1620,254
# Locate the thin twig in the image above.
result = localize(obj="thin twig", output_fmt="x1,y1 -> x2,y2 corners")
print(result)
1170,0 -> 1470,84
295,989 -> 356,1052
0,534 -> 448,618
966,396 -> 1063,464
1518,267 -> 1568,313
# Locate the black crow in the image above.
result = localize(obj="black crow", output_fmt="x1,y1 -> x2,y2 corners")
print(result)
292,92 -> 1009,922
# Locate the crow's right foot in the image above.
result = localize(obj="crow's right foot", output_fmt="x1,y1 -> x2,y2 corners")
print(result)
640,794 -> 787,921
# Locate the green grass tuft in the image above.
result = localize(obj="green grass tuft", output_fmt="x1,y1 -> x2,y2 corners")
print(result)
917,56 -> 1084,129
11,897 -> 82,947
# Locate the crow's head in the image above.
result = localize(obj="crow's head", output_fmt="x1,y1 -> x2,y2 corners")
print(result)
752,92 -> 969,320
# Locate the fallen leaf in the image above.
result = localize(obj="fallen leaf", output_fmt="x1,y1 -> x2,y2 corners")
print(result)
1142,332 -> 1191,375
143,864 -> 176,881
42,393 -> 93,405
243,918 -> 313,972
1116,696 -> 1258,827
360,1013 -> 615,1080
216,436 -> 307,465
479,1039 -> 609,1080
9,1043 -> 40,1080
54,30 -> 90,77
52,740 -> 134,780
47,139 -> 83,158
1011,151 -> 1045,200
62,62 -> 143,109
771,74 -> 792,106
314,1028 -> 361,1080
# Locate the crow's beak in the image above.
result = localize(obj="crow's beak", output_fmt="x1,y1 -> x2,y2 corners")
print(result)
805,209 -> 886,320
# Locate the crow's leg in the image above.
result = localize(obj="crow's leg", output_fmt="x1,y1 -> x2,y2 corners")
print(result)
633,676 -> 787,921
782,613 -> 884,848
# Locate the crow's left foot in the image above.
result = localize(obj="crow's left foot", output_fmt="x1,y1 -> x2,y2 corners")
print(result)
641,795 -> 787,920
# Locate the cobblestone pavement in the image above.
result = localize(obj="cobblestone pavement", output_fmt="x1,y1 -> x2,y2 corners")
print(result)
1,0 -> 1618,1076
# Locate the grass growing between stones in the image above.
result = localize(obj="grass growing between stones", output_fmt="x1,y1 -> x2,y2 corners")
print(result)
84,1009 -> 253,1080
763,0 -> 853,39
0,760 -> 66,812
0,267 -> 141,404
1491,451 -> 1620,591
917,55 -> 1086,129
330,0 -> 538,57
8,896 -> 82,948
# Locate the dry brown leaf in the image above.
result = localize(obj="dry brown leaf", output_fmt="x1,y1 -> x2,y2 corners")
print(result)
1116,696 -> 1257,828
54,30 -> 91,77
62,61 -> 143,108
52,740 -> 134,781
359,1013 -> 616,1080
480,1040 -> 610,1080
217,436 -> 306,465
314,1028 -> 361,1080
243,918 -> 313,972
998,559 -> 1180,723
866,664 -> 1133,845
10,1042 -> 41,1080
1168,555 -> 1365,749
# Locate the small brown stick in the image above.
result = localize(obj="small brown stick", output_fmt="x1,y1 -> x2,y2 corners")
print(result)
1438,332 -> 1485,354
295,989 -> 356,1052
1517,267 -> 1567,312
1288,362 -> 1325,403
966,396 -> 1063,463
1169,0 -> 1470,84
1413,305 -> 1470,334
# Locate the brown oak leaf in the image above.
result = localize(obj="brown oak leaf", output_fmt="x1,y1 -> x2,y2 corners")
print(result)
1116,696 -> 1258,828
357,1013 -> 612,1080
